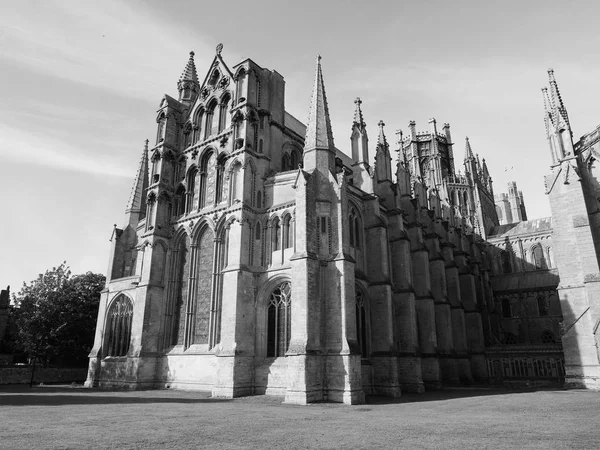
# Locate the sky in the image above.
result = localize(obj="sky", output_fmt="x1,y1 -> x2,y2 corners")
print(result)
2,0 -> 600,292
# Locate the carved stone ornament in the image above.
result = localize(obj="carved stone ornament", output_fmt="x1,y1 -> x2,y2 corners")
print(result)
216,43 -> 223,55
191,149 -> 199,160
201,87 -> 209,99
219,76 -> 230,89
220,135 -> 229,148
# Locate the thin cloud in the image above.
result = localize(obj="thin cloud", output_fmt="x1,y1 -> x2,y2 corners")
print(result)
0,124 -> 134,178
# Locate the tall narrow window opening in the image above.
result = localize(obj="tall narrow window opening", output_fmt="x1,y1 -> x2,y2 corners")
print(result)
267,282 -> 291,357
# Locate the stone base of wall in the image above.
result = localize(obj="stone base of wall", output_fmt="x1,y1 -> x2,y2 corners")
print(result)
0,366 -> 87,385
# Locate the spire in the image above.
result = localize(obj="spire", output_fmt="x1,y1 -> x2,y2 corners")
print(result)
304,55 -> 335,172
464,136 -> 474,161
125,140 -> 149,220
353,97 -> 365,128
178,51 -> 199,101
377,120 -> 388,148
547,68 -> 571,132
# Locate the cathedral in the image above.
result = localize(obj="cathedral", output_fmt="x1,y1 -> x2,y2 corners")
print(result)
85,45 -> 600,403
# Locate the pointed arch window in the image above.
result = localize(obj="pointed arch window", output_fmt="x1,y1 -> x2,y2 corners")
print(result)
199,151 -> 214,209
267,281 -> 291,357
290,149 -> 301,169
231,162 -> 243,203
219,95 -> 231,132
186,168 -> 197,213
156,114 -> 166,144
253,221 -> 262,266
205,100 -> 218,139
532,245 -> 547,269
235,68 -> 246,103
193,109 -> 204,142
215,155 -> 226,204
349,208 -> 361,249
272,217 -> 281,251
283,215 -> 292,249
282,153 -> 291,171
355,287 -> 368,357
183,123 -> 192,148
174,185 -> 186,217
256,190 -> 262,209
537,295 -> 549,316
106,295 -> 133,357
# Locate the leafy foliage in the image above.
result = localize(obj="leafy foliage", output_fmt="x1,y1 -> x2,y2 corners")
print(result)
11,263 -> 105,367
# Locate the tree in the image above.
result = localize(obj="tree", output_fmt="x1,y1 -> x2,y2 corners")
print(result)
11,263 -> 105,367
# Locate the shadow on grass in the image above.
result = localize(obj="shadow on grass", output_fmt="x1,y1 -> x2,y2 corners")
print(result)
0,386 -> 232,406
365,386 -> 563,405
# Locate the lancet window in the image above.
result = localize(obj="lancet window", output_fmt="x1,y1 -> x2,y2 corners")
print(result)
267,282 -> 291,357
355,286 -> 368,357
349,208 -> 361,249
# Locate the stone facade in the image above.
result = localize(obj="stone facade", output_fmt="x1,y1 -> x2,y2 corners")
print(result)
85,48 -> 599,403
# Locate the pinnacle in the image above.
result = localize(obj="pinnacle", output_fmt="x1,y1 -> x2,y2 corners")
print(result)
179,51 -> 199,85
377,120 -> 388,147
353,97 -> 365,128
304,55 -> 335,152
464,136 -> 474,161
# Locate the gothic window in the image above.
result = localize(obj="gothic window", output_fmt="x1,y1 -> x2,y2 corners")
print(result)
258,139 -> 263,154
272,217 -> 281,251
199,151 -> 213,209
183,123 -> 192,148
541,330 -> 556,344
501,251 -> 512,274
290,149 -> 301,169
186,167 -> 197,213
156,114 -> 166,144
253,222 -> 262,266
106,295 -> 133,357
193,109 -> 204,142
537,295 -> 549,316
504,332 -> 517,345
174,185 -> 186,217
230,162 -> 243,203
219,94 -> 231,132
355,286 -> 368,357
235,68 -> 246,102
256,190 -> 262,209
532,245 -> 547,270
547,247 -> 554,268
204,100 -> 218,139
501,297 -> 512,318
267,281 -> 291,357
283,215 -> 292,249
215,155 -> 226,204
282,153 -> 291,171
349,208 -> 361,249
259,115 -> 265,130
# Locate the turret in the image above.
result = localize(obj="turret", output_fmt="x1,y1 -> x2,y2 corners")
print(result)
303,56 -> 336,175
177,51 -> 200,104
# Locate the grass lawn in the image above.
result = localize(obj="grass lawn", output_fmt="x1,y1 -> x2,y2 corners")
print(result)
0,385 -> 598,449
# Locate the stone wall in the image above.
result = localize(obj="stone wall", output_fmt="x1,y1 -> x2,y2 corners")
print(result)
0,366 -> 87,385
